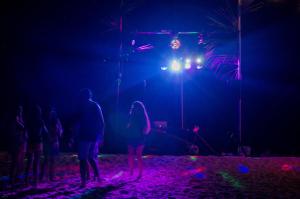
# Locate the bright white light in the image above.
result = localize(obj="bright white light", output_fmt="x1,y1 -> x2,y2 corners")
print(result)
185,63 -> 191,70
171,60 -> 181,72
196,65 -> 203,70
184,58 -> 191,69
196,57 -> 202,64
161,66 -> 168,71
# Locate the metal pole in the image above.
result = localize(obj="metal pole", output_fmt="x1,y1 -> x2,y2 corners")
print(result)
116,0 -> 124,112
238,0 -> 242,146
116,14 -> 123,110
116,0 -> 124,130
180,75 -> 184,129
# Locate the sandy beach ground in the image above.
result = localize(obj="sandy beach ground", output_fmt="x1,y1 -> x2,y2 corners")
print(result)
0,153 -> 299,198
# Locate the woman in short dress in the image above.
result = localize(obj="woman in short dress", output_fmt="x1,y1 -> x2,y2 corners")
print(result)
126,101 -> 151,178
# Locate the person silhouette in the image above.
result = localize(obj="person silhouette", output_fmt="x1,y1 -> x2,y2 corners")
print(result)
126,101 -> 151,178
77,89 -> 104,187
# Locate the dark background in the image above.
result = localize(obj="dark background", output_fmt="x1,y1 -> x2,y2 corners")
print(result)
0,0 -> 299,155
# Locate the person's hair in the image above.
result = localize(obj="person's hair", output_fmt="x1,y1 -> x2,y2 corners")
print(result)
33,105 -> 42,120
48,108 -> 59,127
79,88 -> 93,101
16,105 -> 23,117
130,101 -> 151,134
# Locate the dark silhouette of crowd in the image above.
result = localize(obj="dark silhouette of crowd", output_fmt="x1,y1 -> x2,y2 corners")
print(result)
7,88 -> 150,189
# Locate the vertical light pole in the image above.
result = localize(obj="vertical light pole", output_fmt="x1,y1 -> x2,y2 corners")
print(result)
180,74 -> 184,129
116,14 -> 123,110
238,0 -> 243,147
116,0 -> 124,130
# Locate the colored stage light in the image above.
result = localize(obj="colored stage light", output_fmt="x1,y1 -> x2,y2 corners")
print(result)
131,39 -> 136,46
185,63 -> 191,70
185,59 -> 191,69
161,66 -> 168,71
196,57 -> 202,64
184,62 -> 192,70
170,38 -> 181,50
196,65 -> 203,70
198,34 -> 204,44
171,60 -> 182,72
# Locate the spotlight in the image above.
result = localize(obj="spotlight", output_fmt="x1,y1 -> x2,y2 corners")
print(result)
196,65 -> 203,70
170,38 -> 181,50
185,58 -> 191,70
131,39 -> 136,46
171,60 -> 181,72
161,66 -> 168,71
198,34 -> 204,44
196,57 -> 202,64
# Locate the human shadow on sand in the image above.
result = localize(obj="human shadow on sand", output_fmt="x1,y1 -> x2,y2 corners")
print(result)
78,182 -> 128,198
5,187 -> 55,199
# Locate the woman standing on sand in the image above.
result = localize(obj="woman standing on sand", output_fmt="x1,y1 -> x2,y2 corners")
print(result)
40,107 -> 63,181
126,101 -> 151,178
24,105 -> 48,187
9,105 -> 28,187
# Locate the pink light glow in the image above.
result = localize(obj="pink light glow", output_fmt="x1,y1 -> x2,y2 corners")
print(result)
136,44 -> 154,52
281,164 -> 293,171
182,166 -> 206,176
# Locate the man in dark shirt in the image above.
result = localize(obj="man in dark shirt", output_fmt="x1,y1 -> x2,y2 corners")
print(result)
78,89 -> 105,187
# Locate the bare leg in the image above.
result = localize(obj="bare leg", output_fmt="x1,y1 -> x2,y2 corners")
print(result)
17,146 -> 26,180
49,156 -> 55,181
9,152 -> 17,186
88,142 -> 99,181
136,145 -> 144,178
80,160 -> 88,187
24,153 -> 33,184
128,146 -> 135,176
32,150 -> 41,187
88,158 -> 99,180
40,154 -> 48,181
86,162 -> 90,181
